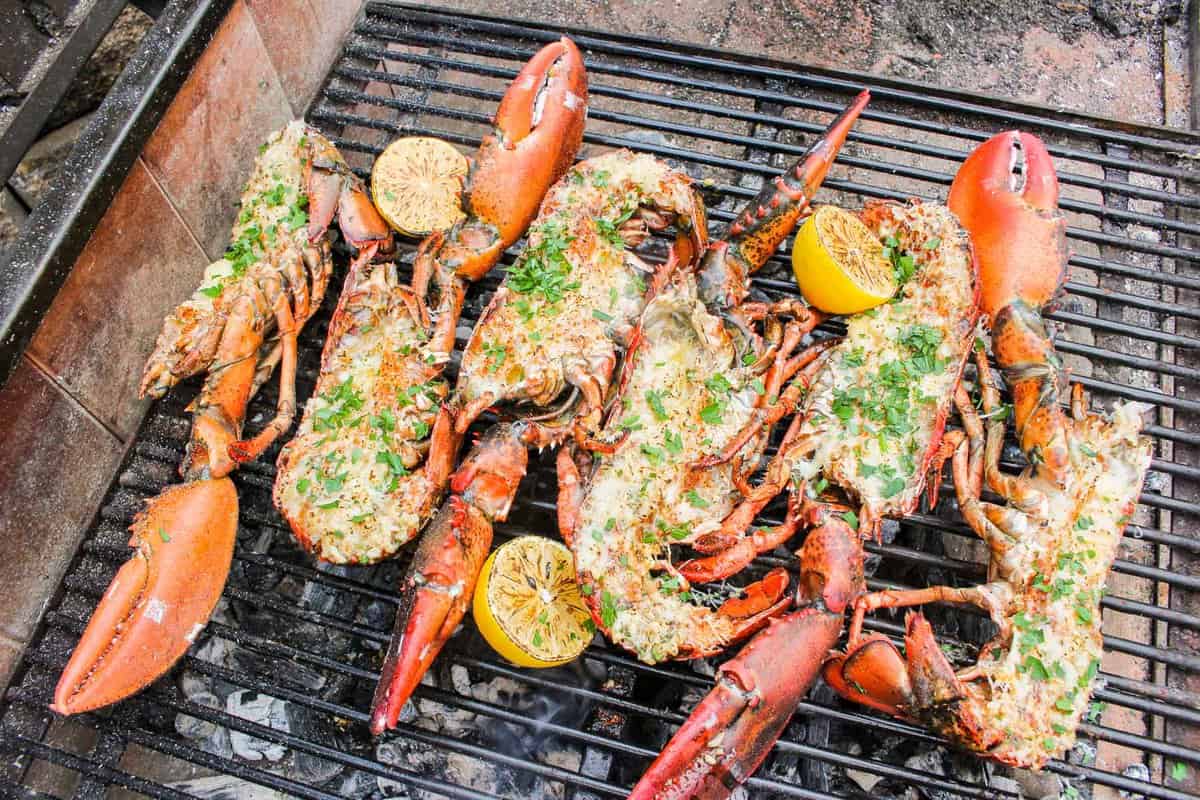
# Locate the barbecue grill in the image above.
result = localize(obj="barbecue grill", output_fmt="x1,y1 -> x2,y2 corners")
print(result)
2,4 -> 1198,798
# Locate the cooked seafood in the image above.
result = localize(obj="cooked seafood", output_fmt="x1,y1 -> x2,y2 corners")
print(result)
824,131 -> 1153,769
369,148 -> 708,734
628,198 -> 979,799
53,123 -> 394,715
274,38 -> 588,566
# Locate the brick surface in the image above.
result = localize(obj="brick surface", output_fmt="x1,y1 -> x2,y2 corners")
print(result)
0,358 -> 123,643
29,159 -> 211,441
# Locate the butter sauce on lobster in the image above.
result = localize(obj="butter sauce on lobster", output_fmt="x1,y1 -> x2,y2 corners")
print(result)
274,39 -> 588,565
367,92 -> 871,735
624,196 -> 980,799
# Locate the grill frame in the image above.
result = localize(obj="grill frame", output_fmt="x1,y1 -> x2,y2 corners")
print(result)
3,3 -> 1199,798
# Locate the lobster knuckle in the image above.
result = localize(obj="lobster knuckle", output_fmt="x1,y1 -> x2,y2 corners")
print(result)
53,479 -> 237,716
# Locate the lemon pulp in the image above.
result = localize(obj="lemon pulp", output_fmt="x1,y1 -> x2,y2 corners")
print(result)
473,536 -> 593,668
371,136 -> 468,237
791,205 -> 897,314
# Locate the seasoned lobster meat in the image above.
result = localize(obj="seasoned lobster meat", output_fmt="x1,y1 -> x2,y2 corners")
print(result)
274,257 -> 452,563
787,201 -> 979,530
627,199 -> 980,800
273,38 -> 588,566
568,278 -> 790,661
455,149 -> 706,429
54,123 -> 393,715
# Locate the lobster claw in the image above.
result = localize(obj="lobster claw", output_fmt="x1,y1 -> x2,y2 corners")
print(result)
451,38 -> 589,281
306,148 -> 394,255
370,427 -> 528,735
699,89 -> 869,310
628,607 -> 844,800
369,496 -> 492,735
822,632 -> 914,716
947,131 -> 1068,319
52,478 -> 238,715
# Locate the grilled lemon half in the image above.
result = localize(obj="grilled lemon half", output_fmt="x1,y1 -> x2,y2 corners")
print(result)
791,205 -> 897,314
371,136 -> 468,237
473,536 -> 593,668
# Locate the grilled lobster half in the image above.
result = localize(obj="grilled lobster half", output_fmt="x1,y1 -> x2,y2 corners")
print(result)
823,131 -> 1154,768
274,39 -> 588,565
53,123 -> 394,715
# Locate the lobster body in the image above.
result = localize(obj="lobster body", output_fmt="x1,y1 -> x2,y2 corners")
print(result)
274,38 -> 587,569
54,124 -> 394,715
824,132 -> 1153,769
630,198 -> 979,800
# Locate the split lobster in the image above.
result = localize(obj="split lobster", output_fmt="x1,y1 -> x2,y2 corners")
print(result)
823,131 -> 1153,769
53,123 -> 394,714
369,147 -> 708,734
368,93 -> 873,734
274,39 -> 588,565
626,196 -> 980,799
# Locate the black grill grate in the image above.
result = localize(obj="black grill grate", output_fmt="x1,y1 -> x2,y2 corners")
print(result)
3,4 -> 1200,798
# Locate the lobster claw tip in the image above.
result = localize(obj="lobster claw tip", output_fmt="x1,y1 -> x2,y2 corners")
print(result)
493,38 -> 588,144
53,478 -> 237,716
370,498 -> 493,736
629,608 -> 843,800
794,88 -> 870,200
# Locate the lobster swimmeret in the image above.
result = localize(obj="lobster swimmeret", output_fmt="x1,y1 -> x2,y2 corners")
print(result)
53,123 -> 394,715
625,198 -> 979,799
274,39 -> 588,565
824,131 -> 1153,769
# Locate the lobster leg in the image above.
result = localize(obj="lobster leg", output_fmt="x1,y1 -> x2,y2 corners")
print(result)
630,502 -> 864,800
678,492 -> 803,584
228,283 -> 299,464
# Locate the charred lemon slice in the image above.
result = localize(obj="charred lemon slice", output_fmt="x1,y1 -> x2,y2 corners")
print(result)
371,136 -> 468,236
791,205 -> 897,314
473,536 -> 593,668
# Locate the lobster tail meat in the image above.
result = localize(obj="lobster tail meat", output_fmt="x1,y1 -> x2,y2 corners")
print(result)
826,132 -> 1154,769
53,478 -> 237,715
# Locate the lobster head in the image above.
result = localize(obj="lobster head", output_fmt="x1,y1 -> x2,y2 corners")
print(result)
947,131 -> 1068,320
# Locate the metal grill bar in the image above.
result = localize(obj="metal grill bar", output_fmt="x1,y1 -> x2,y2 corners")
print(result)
3,4 -> 1197,799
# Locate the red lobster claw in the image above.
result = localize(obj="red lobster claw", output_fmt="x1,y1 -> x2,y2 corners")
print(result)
53,478 -> 237,715
451,37 -> 589,282
368,496 -> 493,735
947,131 -> 1068,320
